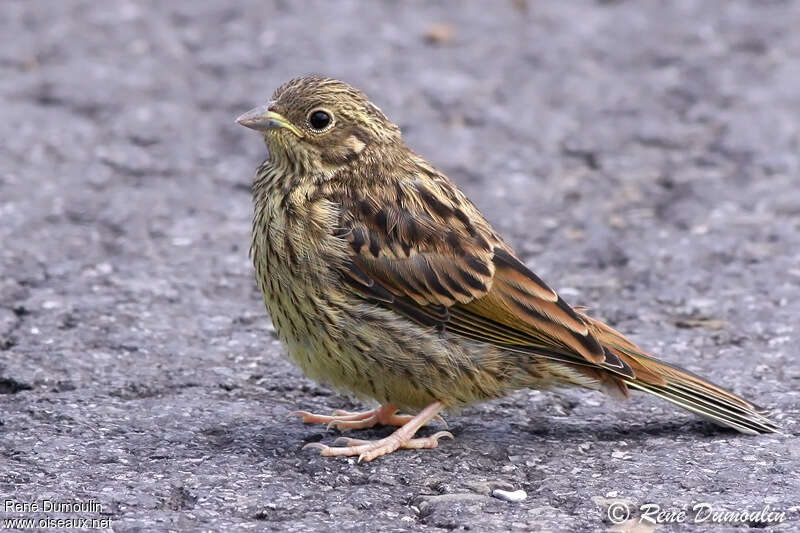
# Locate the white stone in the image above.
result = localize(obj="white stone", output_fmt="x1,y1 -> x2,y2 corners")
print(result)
492,489 -> 527,503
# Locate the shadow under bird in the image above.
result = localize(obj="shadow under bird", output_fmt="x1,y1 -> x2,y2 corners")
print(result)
236,76 -> 778,462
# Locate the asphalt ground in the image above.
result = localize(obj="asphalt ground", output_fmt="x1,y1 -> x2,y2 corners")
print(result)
1,1 -> 798,531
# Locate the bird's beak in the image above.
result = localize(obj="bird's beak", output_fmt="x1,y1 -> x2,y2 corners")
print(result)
235,105 -> 304,137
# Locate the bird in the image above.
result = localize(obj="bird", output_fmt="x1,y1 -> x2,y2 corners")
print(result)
236,76 -> 778,462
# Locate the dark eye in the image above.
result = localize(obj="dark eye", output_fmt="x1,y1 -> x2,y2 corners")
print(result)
308,110 -> 332,131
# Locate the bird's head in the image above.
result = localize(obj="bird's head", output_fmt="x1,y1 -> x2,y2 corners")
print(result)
237,76 -> 401,174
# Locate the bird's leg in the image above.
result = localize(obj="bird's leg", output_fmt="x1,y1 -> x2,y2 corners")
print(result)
303,401 -> 453,462
290,403 -> 447,431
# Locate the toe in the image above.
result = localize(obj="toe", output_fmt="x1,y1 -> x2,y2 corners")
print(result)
401,431 -> 454,449
332,436 -> 372,447
328,415 -> 378,431
290,410 -> 324,423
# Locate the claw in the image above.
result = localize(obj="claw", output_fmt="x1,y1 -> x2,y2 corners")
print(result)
423,430 -> 454,446
301,442 -> 328,452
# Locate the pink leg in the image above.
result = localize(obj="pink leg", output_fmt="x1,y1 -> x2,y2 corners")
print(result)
303,401 -> 454,462
290,403 -> 447,431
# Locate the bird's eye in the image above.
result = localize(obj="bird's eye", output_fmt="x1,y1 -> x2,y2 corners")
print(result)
308,110 -> 332,131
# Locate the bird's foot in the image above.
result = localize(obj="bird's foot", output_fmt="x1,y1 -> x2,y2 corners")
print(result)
290,403 -> 446,431
301,401 -> 451,462
305,431 -> 453,462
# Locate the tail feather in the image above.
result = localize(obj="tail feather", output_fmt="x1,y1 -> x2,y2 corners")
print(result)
581,313 -> 780,435
626,381 -> 779,435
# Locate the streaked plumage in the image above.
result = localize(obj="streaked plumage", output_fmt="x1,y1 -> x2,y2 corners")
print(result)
237,76 -> 778,461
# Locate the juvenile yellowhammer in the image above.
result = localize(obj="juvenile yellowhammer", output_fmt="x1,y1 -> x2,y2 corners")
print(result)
236,76 -> 777,462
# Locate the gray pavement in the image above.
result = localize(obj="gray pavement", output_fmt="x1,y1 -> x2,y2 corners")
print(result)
1,1 -> 798,531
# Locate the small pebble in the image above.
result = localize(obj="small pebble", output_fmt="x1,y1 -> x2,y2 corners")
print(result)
492,489 -> 527,503
423,23 -> 455,45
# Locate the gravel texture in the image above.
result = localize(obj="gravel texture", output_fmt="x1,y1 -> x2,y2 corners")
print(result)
1,1 -> 799,531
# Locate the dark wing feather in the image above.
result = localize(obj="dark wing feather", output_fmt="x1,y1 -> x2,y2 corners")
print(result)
332,170 -> 631,378
325,157 -> 778,435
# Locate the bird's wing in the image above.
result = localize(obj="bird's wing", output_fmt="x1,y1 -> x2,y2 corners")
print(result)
333,171 -> 632,377
329,169 -> 780,434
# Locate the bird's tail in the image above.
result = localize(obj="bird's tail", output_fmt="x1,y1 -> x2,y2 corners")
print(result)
582,315 -> 780,435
